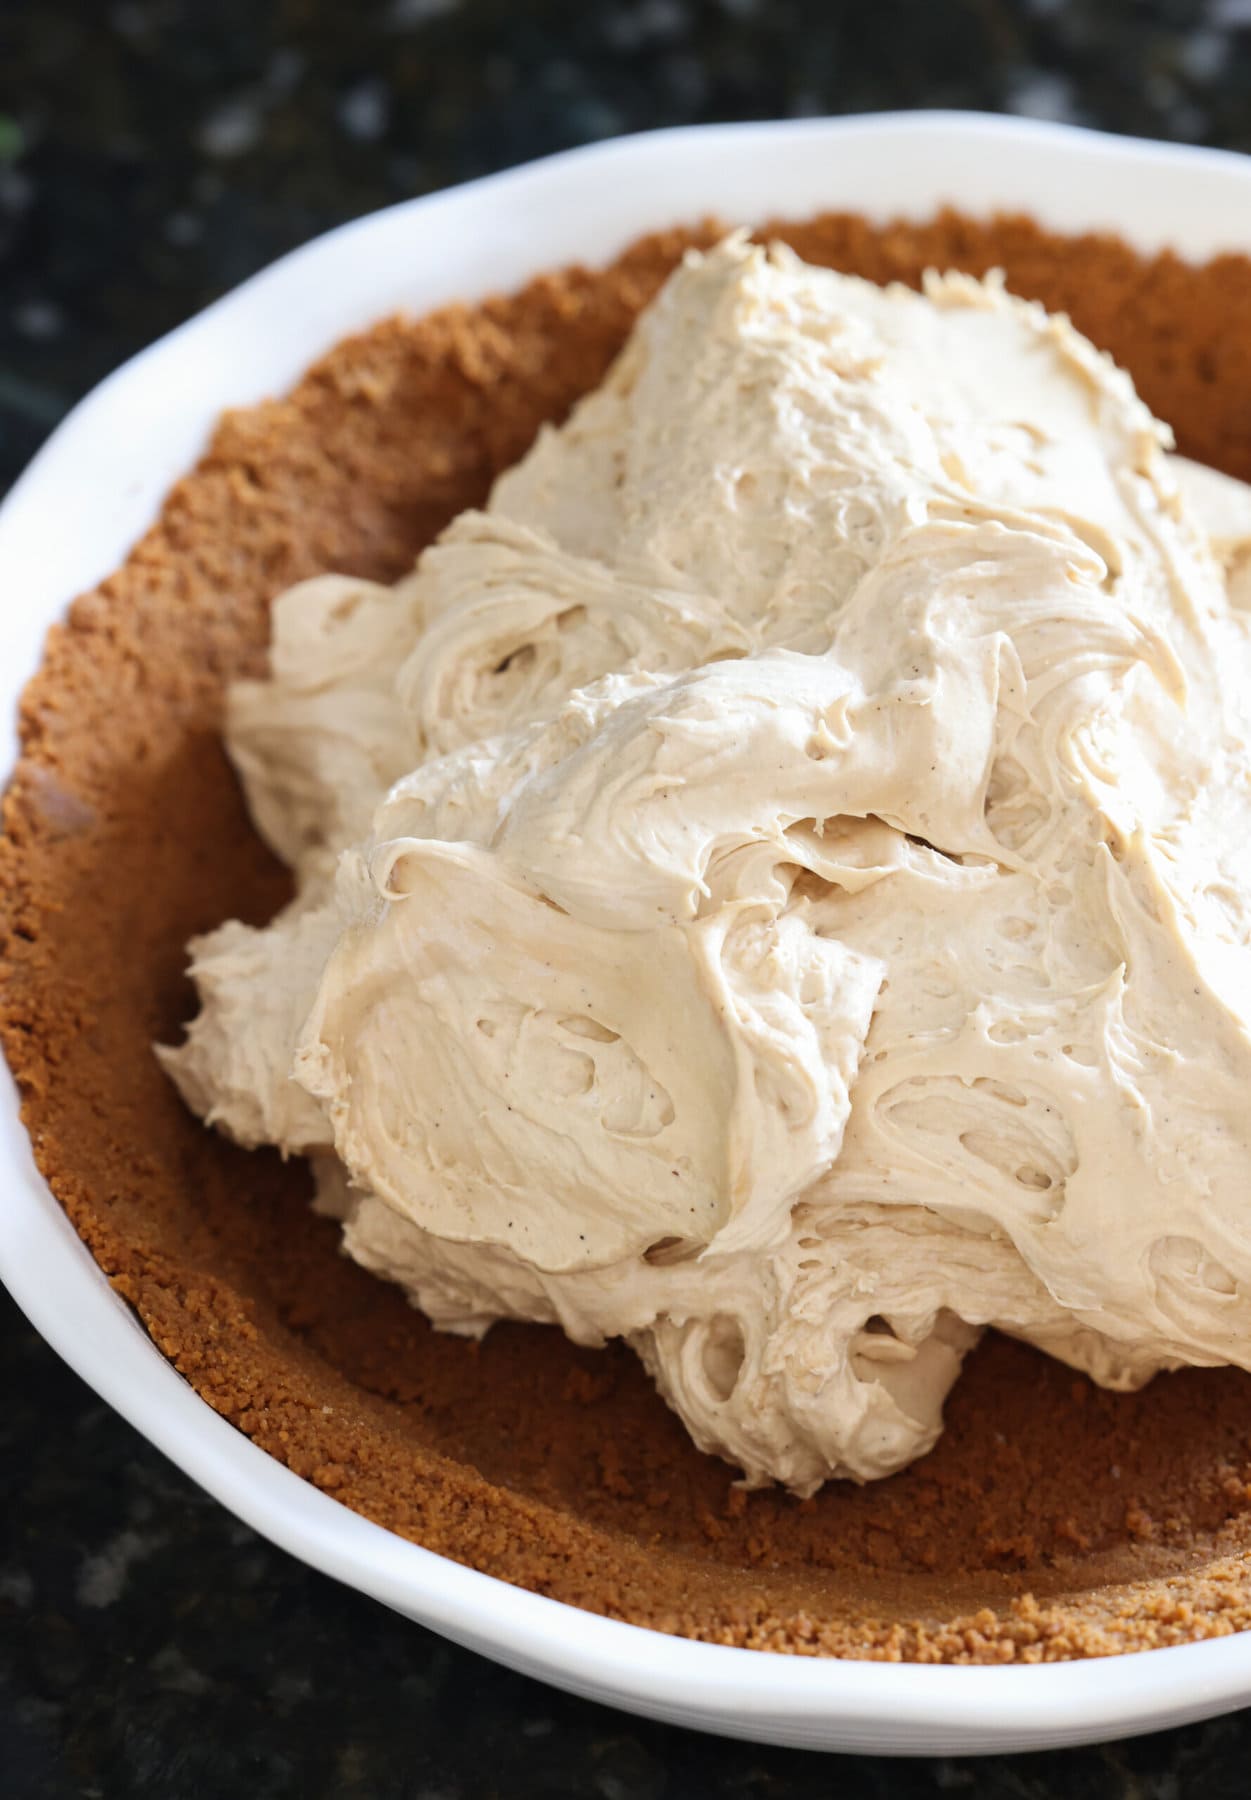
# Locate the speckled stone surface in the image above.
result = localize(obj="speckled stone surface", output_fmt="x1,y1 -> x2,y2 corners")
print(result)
3,2 -> 1251,1792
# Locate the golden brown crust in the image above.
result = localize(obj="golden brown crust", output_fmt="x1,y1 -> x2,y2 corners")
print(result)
5,210 -> 1251,1662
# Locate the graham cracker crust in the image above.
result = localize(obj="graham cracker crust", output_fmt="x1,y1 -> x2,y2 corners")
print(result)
4,210 -> 1251,1663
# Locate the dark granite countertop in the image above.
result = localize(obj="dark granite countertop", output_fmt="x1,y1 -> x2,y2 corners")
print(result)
3,3 -> 1251,1793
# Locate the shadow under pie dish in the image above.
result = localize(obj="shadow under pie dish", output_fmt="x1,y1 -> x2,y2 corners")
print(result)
4,116 -> 1251,1750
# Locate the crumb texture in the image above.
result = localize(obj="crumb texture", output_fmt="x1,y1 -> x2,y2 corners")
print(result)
5,210 -> 1251,1662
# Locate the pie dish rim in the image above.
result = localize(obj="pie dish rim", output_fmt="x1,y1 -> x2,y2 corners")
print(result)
3,110 -> 1251,1754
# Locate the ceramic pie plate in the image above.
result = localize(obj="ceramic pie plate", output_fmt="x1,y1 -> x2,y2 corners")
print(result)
3,113 -> 1251,1755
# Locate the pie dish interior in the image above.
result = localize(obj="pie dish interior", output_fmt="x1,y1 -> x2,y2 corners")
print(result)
4,208 -> 1251,1662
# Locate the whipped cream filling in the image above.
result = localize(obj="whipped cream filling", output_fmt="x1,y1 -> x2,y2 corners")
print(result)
162,237 -> 1251,1494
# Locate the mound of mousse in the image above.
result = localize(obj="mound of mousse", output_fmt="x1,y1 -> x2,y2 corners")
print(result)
162,235 -> 1251,1495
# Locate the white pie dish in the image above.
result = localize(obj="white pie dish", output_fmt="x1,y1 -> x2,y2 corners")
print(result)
2,110 -> 1251,1756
